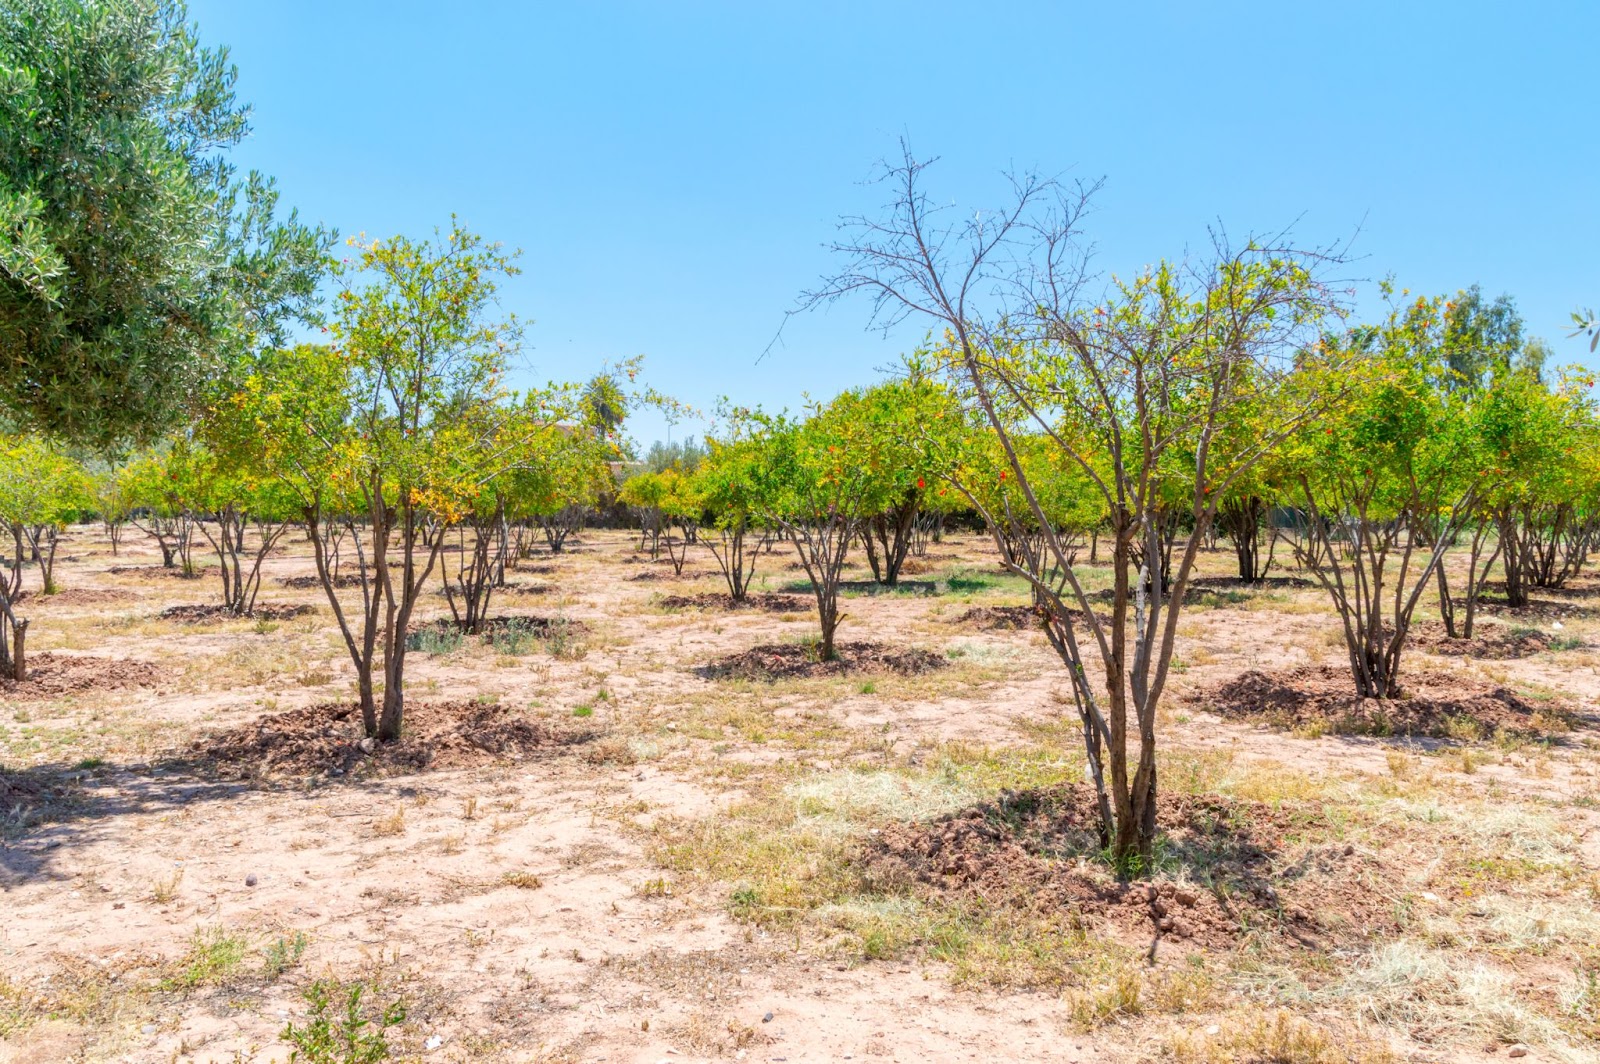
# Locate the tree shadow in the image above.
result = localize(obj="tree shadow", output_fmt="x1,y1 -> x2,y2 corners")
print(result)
2,699 -> 599,886
2,760 -> 256,886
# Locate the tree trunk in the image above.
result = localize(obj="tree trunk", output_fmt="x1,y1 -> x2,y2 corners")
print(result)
1436,563 -> 1457,639
1499,511 -> 1527,608
11,618 -> 25,682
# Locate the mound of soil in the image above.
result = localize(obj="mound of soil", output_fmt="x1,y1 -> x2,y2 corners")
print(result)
105,564 -> 217,580
955,605 -> 1042,631
1188,575 -> 1316,592
434,579 -> 551,599
0,654 -> 162,699
11,588 -> 132,606
278,573 -> 365,590
841,579 -> 941,596
657,592 -> 808,613
860,784 -> 1392,951
1464,594 -> 1596,621
1412,620 -> 1555,659
159,603 -> 317,623
413,614 -> 588,638
700,641 -> 947,681
1190,664 -> 1564,737
192,700 -> 592,779
628,568 -> 717,582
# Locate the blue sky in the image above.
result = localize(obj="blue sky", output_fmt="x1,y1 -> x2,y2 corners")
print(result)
190,0 -> 1600,447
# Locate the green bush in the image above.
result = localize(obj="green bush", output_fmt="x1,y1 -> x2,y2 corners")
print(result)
281,979 -> 405,1064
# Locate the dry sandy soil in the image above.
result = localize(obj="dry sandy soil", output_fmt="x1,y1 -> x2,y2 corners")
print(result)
3,527 -> 1599,1063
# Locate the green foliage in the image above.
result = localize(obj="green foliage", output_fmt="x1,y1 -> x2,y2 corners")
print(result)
694,432 -> 767,533
618,467 -> 701,523
0,0 -> 330,447
486,617 -> 541,656
281,979 -> 405,1064
162,925 -> 249,991
0,436 -> 89,532
644,437 -> 707,473
405,623 -> 464,656
262,931 -> 309,979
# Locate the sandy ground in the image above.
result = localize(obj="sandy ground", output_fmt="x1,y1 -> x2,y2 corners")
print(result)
2,525 -> 1598,1063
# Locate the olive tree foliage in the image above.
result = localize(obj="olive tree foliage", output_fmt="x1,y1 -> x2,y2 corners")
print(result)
221,222 -> 526,742
798,147 -> 1348,870
0,0 -> 332,448
644,437 -> 707,474
0,436 -> 88,677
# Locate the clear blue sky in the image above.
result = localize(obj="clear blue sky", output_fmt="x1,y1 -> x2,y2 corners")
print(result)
190,0 -> 1600,448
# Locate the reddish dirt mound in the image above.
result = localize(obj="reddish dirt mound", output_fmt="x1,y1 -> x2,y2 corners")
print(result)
1412,620 -> 1555,659
0,654 -> 162,699
1190,664 -> 1566,737
413,615 -> 588,638
628,568 -> 717,582
278,573 -> 365,590
497,580 -> 550,595
701,641 -> 947,681
657,592 -> 808,613
106,564 -> 216,579
1463,594 -> 1597,621
192,700 -> 592,779
12,588 -> 133,606
1189,575 -> 1316,591
159,603 -> 317,623
860,784 -> 1392,951
955,605 -> 1041,630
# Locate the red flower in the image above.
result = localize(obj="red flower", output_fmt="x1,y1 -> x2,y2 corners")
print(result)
998,471 -> 1007,481
916,478 -> 925,489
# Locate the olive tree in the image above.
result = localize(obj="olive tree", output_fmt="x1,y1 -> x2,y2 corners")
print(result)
0,1 -> 331,448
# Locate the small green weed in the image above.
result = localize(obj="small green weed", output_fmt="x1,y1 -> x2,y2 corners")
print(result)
405,624 -> 463,655
281,979 -> 405,1064
487,618 -> 541,655
163,925 -> 249,990
263,931 -> 309,979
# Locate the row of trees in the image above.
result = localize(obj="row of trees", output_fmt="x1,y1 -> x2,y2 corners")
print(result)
0,220 -> 652,740
776,147 -> 1600,870
8,194 -> 1591,866
3,3 -> 1594,876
